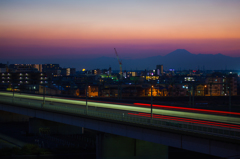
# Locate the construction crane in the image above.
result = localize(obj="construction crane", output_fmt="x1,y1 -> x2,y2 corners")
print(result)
114,48 -> 122,80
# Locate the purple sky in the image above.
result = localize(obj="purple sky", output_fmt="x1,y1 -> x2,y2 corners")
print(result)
0,0 -> 240,62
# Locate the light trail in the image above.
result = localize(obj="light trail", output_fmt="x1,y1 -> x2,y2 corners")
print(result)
128,113 -> 240,130
134,103 -> 240,116
0,92 -> 239,126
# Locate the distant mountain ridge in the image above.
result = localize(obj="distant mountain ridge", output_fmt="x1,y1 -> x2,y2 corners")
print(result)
2,49 -> 240,70
63,49 -> 240,70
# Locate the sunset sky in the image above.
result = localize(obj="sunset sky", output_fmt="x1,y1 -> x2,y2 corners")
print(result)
0,0 -> 240,60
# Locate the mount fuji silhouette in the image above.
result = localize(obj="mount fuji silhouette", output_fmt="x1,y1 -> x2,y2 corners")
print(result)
5,49 -> 239,70
80,49 -> 239,70
42,49 -> 240,70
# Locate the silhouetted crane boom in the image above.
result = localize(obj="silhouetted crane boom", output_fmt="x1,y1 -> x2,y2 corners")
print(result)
114,48 -> 122,80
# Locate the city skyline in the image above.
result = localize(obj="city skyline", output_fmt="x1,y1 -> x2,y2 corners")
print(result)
1,0 -> 240,60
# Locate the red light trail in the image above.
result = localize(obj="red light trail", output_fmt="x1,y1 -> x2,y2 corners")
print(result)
134,103 -> 240,116
128,112 -> 240,130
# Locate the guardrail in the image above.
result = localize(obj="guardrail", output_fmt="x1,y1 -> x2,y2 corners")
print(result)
0,95 -> 239,141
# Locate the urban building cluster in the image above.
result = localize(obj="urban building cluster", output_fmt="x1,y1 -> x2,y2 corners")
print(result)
0,63 -> 239,98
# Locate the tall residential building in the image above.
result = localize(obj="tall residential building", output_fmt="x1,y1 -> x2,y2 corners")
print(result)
0,63 -> 7,73
42,64 -> 60,71
33,64 -> 42,72
9,64 -> 39,72
0,72 -> 47,86
156,65 -> 163,75
94,69 -> 101,75
205,75 -> 237,96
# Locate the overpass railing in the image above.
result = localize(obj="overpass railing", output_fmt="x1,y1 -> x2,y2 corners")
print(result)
0,94 -> 239,141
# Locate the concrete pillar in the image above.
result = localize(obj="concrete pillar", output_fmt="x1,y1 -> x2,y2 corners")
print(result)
96,133 -> 168,159
0,110 -> 30,123
29,118 -> 84,135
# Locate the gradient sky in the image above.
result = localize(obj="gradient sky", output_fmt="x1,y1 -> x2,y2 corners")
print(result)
1,0 -> 240,61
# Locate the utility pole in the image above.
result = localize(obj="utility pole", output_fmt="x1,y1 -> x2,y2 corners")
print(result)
229,82 -> 231,112
210,78 -> 212,96
98,79 -> 101,97
43,86 -> 45,105
118,81 -> 120,100
12,83 -> 14,102
192,83 -> 195,107
151,85 -> 153,119
86,75 -> 88,114
189,84 -> 191,106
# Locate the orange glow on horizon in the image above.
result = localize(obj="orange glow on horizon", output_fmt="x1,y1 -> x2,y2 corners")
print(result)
1,20 -> 240,40
1,37 -> 240,57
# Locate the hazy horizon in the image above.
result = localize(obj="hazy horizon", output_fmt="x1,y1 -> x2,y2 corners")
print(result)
1,49 -> 240,71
